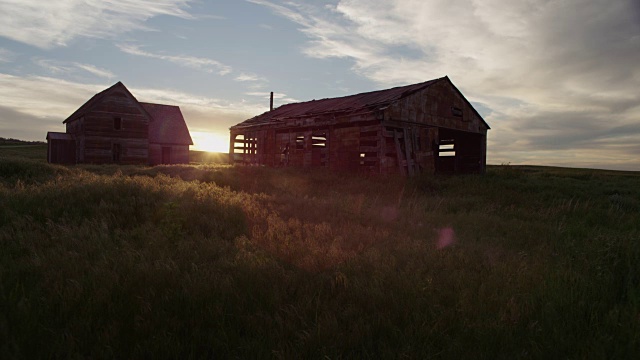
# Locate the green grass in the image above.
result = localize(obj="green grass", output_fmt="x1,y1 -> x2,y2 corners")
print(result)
1,148 -> 639,359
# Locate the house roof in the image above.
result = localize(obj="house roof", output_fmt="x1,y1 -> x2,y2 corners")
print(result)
63,81 -> 141,123
140,102 -> 193,145
46,132 -> 74,140
231,76 -> 490,130
232,78 -> 443,129
61,81 -> 193,146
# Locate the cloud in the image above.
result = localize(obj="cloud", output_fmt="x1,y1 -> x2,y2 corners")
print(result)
117,44 -> 232,75
235,73 -> 264,82
0,105 -> 61,141
33,58 -> 116,79
252,0 -> 640,170
73,63 -> 116,79
0,47 -> 15,63
33,59 -> 73,74
194,13 -> 226,21
0,0 -> 194,49
0,74 -> 103,119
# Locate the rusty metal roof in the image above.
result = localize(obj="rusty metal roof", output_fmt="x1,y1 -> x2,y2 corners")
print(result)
140,102 -> 193,145
232,77 -> 445,129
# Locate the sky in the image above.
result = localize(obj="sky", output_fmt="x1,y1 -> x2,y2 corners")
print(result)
0,0 -> 638,170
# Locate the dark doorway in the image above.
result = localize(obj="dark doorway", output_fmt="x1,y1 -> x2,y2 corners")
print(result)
112,143 -> 121,162
311,131 -> 328,166
162,147 -> 171,164
436,129 -> 485,174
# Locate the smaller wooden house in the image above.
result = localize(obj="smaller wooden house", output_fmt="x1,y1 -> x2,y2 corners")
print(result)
47,82 -> 193,165
142,102 -> 193,165
230,76 -> 490,175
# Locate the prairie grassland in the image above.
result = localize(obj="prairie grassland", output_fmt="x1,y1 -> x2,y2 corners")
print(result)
1,145 -> 639,359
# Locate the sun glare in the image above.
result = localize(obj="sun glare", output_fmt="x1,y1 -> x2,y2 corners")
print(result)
191,131 -> 229,153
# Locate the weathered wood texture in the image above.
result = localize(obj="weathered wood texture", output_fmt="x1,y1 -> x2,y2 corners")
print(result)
77,91 -> 149,164
149,144 -> 189,165
230,77 -> 488,175
47,139 -> 76,164
51,82 -> 192,166
384,80 -> 488,135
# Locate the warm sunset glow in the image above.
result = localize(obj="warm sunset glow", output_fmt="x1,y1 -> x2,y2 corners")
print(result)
191,131 -> 229,153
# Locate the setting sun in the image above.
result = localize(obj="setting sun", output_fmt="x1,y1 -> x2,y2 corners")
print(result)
191,131 -> 229,153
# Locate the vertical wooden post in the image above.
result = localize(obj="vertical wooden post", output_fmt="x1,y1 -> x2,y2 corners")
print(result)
394,130 -> 406,176
403,128 -> 415,176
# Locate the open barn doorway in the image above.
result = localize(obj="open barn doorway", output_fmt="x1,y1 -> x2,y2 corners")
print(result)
436,129 -> 486,174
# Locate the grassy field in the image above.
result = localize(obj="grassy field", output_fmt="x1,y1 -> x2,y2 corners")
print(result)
1,144 -> 639,359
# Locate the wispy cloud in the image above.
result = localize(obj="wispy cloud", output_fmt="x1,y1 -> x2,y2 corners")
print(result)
33,59 -> 73,74
0,0 -> 195,49
33,58 -> 115,79
73,63 -> 115,79
0,74 -> 104,119
117,44 -> 232,75
252,0 -> 640,170
194,13 -> 226,20
0,47 -> 15,63
235,73 -> 264,82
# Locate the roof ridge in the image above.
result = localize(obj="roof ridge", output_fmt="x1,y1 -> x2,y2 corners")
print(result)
139,101 -> 179,107
63,81 -> 128,123
279,77 -> 445,108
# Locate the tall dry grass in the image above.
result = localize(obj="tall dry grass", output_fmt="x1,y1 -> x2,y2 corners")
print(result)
1,147 -> 639,358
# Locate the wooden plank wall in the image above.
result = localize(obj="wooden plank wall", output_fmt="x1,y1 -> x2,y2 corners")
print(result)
48,139 -> 76,164
82,91 -> 149,164
385,80 -> 488,135
379,125 -> 437,175
149,144 -> 189,165
229,79 -> 487,175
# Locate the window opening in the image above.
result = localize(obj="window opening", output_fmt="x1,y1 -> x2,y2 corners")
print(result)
296,135 -> 305,150
312,133 -> 327,148
439,141 -> 455,157
233,134 -> 246,154
114,117 -> 122,130
360,152 -> 376,166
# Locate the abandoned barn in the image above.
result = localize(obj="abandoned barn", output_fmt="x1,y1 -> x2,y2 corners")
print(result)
230,76 -> 490,175
47,82 -> 193,165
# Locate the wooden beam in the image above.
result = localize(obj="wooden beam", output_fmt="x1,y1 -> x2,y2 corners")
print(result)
394,130 -> 406,176
404,128 -> 415,176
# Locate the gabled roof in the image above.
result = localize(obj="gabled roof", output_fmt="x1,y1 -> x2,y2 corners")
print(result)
232,76 -> 490,130
232,77 -> 444,129
141,102 -> 193,145
63,81 -> 145,123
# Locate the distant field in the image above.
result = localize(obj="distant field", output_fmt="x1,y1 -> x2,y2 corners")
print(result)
1,145 -> 639,358
189,150 -> 229,164
0,143 -> 228,164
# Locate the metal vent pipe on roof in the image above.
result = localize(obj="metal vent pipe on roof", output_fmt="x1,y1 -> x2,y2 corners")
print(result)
270,92 -> 274,111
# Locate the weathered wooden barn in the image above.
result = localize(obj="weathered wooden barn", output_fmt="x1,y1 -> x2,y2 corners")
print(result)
47,82 -> 193,165
230,76 -> 489,175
